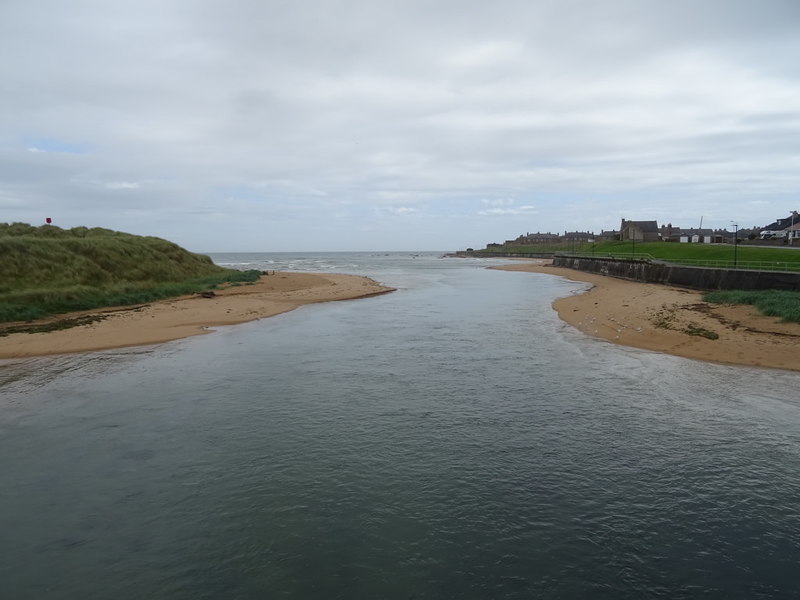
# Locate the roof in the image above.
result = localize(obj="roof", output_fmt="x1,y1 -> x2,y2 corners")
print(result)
763,212 -> 798,231
678,228 -> 714,236
623,220 -> 659,233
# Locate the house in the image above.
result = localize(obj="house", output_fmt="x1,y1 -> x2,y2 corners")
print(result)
563,231 -> 594,243
712,229 -> 736,244
597,229 -> 620,241
505,232 -> 561,245
761,211 -> 798,234
660,223 -> 681,242
737,226 -> 762,241
620,219 -> 660,242
662,224 -> 733,243
677,228 -> 714,243
787,222 -> 800,244
524,232 -> 561,244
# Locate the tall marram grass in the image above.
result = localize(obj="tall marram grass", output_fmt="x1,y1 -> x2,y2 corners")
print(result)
0,223 -> 261,323
703,290 -> 800,323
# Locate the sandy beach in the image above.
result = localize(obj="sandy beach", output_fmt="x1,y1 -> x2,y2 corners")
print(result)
0,272 -> 394,359
495,261 -> 800,372
4,262 -> 800,371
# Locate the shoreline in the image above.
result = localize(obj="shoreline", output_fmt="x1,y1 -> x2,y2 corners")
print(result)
0,272 -> 394,359
4,262 -> 799,371
494,261 -> 800,372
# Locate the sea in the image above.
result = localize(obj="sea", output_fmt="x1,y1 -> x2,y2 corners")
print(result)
2,252 -> 799,599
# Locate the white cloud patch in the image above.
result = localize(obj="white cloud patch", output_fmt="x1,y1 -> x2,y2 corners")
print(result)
478,198 -> 537,216
443,40 -> 525,69
481,198 -> 516,207
105,181 -> 140,190
382,206 -> 420,216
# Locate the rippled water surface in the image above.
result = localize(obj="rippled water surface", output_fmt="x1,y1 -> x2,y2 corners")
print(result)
2,253 -> 800,599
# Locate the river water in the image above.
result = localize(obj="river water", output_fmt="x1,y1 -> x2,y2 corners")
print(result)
2,253 -> 799,599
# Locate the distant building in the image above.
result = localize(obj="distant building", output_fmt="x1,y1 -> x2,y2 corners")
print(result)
620,219 -> 660,242
737,226 -> 762,240
660,223 -> 680,242
563,231 -> 594,242
711,229 -> 735,244
660,223 -> 719,243
524,232 -> 561,244
787,222 -> 800,244
506,232 -> 561,245
761,211 -> 798,233
677,228 -> 714,243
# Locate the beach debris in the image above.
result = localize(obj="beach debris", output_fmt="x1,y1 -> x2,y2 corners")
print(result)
685,324 -> 719,340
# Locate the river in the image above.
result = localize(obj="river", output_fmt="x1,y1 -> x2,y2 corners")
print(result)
2,253 -> 799,599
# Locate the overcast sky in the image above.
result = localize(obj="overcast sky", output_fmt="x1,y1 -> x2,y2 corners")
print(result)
1,0 -> 799,251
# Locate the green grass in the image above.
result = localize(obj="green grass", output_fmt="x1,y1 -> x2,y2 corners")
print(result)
478,240 -> 800,269
587,241 -> 800,264
703,290 -> 800,323
0,222 -> 261,324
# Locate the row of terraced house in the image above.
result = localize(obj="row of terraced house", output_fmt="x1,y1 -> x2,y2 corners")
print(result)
499,212 -> 800,247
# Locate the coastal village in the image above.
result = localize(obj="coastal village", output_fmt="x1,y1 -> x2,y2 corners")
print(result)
491,211 -> 800,248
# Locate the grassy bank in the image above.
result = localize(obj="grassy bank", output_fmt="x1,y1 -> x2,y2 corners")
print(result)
479,240 -> 800,265
0,223 -> 260,323
704,290 -> 800,323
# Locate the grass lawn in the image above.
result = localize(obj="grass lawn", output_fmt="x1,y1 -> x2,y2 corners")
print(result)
478,241 -> 800,269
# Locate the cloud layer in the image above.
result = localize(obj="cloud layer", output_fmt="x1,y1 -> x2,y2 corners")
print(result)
2,0 -> 798,250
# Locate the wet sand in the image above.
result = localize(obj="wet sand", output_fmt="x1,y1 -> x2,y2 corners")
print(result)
0,272 -> 394,359
494,261 -> 800,372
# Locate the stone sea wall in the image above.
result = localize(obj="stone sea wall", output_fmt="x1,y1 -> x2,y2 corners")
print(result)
553,256 -> 800,291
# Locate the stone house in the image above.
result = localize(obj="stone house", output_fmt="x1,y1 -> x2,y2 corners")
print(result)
597,229 -> 620,241
563,231 -> 594,242
620,219 -> 660,242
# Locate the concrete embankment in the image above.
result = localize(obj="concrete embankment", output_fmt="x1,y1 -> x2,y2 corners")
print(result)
552,256 -> 800,291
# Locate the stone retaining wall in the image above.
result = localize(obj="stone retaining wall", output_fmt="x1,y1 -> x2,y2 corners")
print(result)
553,256 -> 800,291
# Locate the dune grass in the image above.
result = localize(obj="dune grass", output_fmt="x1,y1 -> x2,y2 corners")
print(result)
0,223 -> 261,323
703,290 -> 800,323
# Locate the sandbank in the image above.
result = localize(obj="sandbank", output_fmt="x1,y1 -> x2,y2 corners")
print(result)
494,261 -> 800,372
0,272 -> 394,359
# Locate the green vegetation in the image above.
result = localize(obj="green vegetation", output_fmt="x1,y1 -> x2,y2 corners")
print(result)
478,240 -> 800,270
583,241 -> 800,264
704,290 -> 800,324
0,223 -> 261,324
